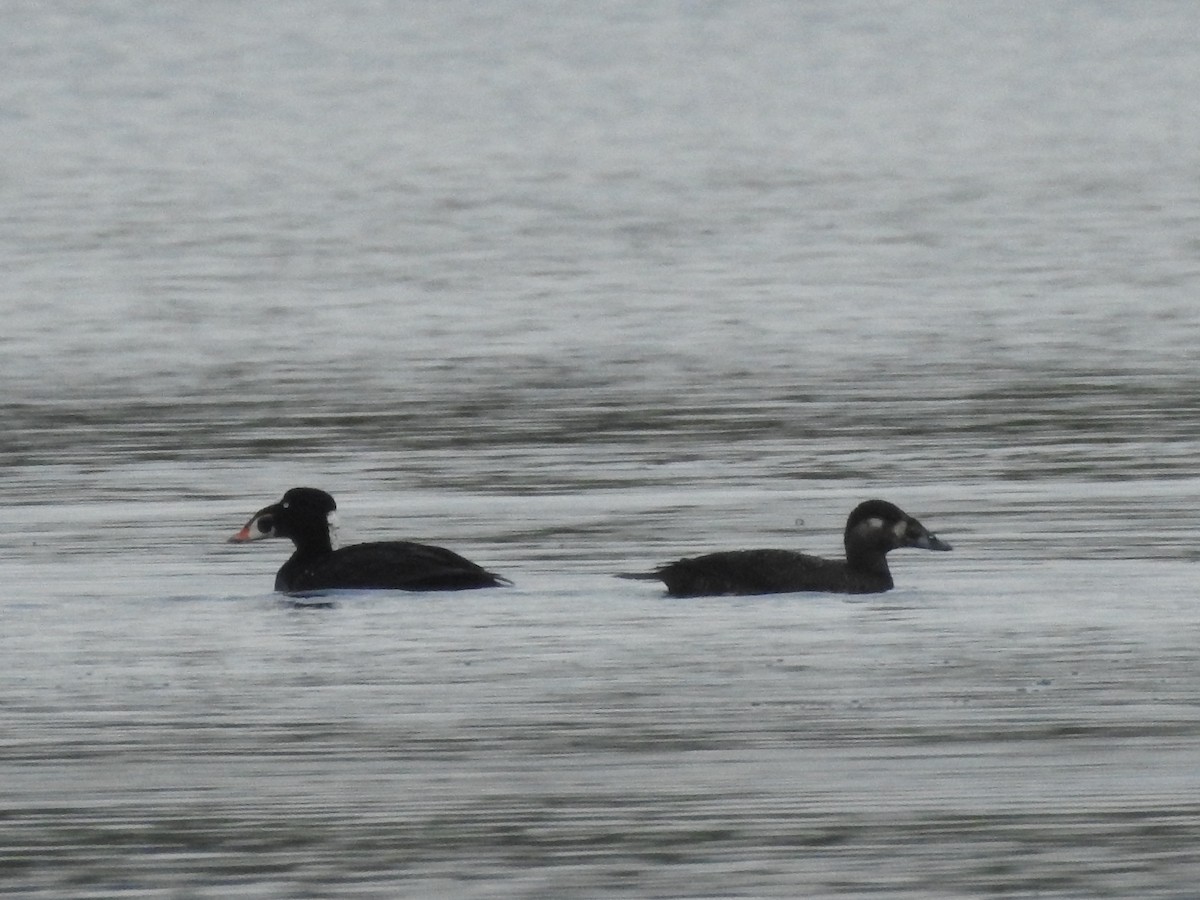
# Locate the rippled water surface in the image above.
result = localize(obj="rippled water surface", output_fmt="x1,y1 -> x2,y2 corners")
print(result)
3,2 -> 1200,897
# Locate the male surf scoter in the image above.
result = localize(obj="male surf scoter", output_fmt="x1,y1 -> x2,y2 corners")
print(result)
229,487 -> 508,592
619,499 -> 951,597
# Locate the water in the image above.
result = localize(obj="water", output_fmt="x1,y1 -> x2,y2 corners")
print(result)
3,2 -> 1200,896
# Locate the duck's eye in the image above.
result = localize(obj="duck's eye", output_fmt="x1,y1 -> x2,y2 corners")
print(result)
256,515 -> 274,534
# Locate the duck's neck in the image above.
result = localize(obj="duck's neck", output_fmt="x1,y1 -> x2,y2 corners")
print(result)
845,542 -> 892,583
276,537 -> 333,592
289,522 -> 334,557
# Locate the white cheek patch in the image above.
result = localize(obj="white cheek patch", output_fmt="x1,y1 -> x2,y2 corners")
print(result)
893,520 -> 909,539
854,517 -> 887,539
327,511 -> 340,550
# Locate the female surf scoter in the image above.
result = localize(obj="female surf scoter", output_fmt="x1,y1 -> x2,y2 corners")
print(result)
619,499 -> 951,597
229,487 -> 508,592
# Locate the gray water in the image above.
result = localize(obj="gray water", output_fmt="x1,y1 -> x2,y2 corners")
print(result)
3,2 -> 1200,897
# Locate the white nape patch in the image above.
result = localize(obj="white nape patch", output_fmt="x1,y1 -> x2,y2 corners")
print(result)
327,510 -> 340,550
866,517 -> 884,530
893,520 -> 908,538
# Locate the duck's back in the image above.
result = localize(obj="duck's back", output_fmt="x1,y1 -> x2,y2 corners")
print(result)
279,541 -> 506,592
655,548 -> 891,597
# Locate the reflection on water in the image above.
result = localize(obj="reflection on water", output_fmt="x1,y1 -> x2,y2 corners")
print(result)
4,1 -> 1200,897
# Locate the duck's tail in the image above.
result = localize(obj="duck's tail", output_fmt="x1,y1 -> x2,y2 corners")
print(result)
614,571 -> 662,581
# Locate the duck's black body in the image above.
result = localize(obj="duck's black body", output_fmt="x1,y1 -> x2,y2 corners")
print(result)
230,487 -> 507,593
621,500 -> 951,597
272,540 -> 505,593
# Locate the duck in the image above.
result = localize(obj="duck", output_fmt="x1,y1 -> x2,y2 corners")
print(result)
618,499 -> 951,596
229,487 -> 509,592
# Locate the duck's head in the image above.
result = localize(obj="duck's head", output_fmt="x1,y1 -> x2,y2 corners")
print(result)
229,487 -> 339,551
843,499 -> 952,555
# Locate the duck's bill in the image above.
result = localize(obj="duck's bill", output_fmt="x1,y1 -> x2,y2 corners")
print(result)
916,533 -> 952,551
228,523 -> 256,543
228,508 -> 276,543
